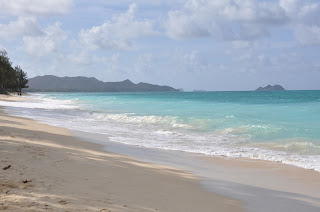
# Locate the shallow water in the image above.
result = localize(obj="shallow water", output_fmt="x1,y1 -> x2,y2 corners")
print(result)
1,90 -> 320,171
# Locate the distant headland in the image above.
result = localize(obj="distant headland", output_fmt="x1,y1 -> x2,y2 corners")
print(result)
25,75 -> 179,92
255,85 -> 285,91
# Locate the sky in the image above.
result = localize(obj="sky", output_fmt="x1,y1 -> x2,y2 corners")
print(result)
0,0 -> 320,91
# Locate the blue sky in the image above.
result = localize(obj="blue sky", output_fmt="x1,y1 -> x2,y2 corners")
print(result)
1,0 -> 320,91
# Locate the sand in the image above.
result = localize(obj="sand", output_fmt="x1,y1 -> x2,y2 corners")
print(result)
0,95 -> 243,212
2,93 -> 320,212
0,94 -> 26,101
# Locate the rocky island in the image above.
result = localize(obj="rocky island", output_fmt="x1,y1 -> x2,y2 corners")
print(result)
255,85 -> 285,91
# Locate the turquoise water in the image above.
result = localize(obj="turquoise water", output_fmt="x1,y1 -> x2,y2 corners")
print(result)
43,91 -> 320,142
2,90 -> 320,171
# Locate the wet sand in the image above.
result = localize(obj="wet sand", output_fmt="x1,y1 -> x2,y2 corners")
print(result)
2,93 -> 320,212
74,124 -> 320,212
0,95 -> 243,211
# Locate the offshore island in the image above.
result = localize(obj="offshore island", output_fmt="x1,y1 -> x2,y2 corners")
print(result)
255,85 -> 285,91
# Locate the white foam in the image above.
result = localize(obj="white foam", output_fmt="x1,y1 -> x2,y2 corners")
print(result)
0,94 -> 80,110
86,112 -> 191,129
2,94 -> 320,172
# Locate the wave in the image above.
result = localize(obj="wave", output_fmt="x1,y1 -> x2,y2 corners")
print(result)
106,132 -> 320,172
0,94 -> 80,110
250,139 -> 320,155
84,112 -> 191,129
2,93 -> 320,172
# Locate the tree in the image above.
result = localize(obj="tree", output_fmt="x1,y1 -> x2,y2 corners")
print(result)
0,50 -> 12,94
0,49 -> 28,95
15,66 -> 29,95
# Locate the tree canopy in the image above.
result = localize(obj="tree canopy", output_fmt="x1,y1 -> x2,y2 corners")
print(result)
0,50 -> 28,95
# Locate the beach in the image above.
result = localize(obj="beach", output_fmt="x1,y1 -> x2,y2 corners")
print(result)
2,0 -> 320,210
0,95 -> 242,211
77,130 -> 320,212
1,94 -> 320,212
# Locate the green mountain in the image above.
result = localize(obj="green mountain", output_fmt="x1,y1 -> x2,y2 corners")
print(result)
25,75 -> 179,92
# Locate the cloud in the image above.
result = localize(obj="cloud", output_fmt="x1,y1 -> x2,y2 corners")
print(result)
173,50 -> 208,73
79,3 -> 156,50
295,25 -> 320,45
231,40 -> 251,49
23,23 -> 67,57
0,17 -> 42,39
0,0 -> 73,17
164,0 -> 320,45
280,0 -> 320,24
134,54 -> 154,74
280,0 -> 320,45
66,51 -> 93,65
0,0 -> 72,48
84,0 -> 185,6
67,50 -> 120,69
165,0 -> 288,41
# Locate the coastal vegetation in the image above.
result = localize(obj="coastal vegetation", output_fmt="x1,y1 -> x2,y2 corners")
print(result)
0,50 -> 28,95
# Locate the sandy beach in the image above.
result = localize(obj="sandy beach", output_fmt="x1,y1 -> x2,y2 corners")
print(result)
1,94 -> 320,212
77,130 -> 320,212
0,95 -> 243,211
2,0 -> 320,210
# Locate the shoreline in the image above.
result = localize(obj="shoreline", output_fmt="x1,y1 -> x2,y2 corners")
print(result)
1,94 -> 320,211
3,92 -> 319,173
72,121 -> 320,212
0,96 -> 243,211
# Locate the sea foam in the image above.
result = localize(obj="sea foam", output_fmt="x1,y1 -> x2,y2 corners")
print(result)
1,92 -> 320,172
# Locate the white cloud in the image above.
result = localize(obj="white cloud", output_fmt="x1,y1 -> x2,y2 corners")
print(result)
279,0 -> 299,14
0,0 -> 73,17
23,23 -> 67,57
66,51 -> 92,65
232,40 -> 251,49
79,3 -> 156,50
279,0 -> 320,24
0,0 -> 72,49
165,0 -> 320,45
84,0 -> 185,7
280,0 -> 320,45
295,25 -> 320,45
173,50 -> 207,73
134,54 -> 154,74
165,0 -> 288,41
0,17 -> 42,39
67,51 -> 120,69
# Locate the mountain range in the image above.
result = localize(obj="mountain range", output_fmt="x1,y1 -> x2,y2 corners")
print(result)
25,75 -> 179,92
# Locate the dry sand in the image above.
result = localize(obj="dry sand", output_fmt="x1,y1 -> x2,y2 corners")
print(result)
0,94 -> 26,102
0,95 -> 243,212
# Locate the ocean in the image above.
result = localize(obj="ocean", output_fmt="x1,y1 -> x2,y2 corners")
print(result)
2,90 -> 320,171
